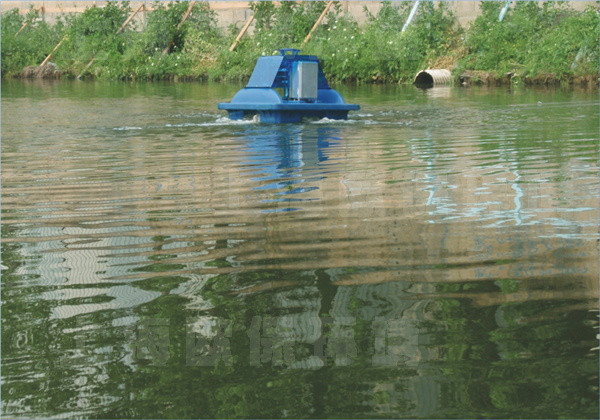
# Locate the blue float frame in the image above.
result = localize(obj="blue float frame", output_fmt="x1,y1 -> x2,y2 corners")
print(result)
218,49 -> 360,123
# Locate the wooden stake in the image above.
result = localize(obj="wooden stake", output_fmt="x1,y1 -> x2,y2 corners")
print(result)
41,35 -> 66,66
176,1 -> 196,32
40,2 -> 96,67
302,1 -> 334,46
116,3 -> 144,35
78,58 -> 95,79
142,3 -> 146,28
15,5 -> 44,37
229,13 -> 254,52
15,21 -> 29,37
51,0 -> 97,55
162,1 -> 196,56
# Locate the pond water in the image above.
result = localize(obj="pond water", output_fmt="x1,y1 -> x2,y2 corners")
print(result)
1,80 -> 599,419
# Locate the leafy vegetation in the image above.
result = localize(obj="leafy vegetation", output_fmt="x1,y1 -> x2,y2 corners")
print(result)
1,1 -> 598,83
304,1 -> 459,83
458,1 -> 600,82
0,5 -> 62,77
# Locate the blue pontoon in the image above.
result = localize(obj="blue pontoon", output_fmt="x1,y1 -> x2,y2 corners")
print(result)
218,49 -> 360,123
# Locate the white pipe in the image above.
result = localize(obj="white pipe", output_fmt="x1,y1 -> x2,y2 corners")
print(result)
498,0 -> 511,22
402,1 -> 421,33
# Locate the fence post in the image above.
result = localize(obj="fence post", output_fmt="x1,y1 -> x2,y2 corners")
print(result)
142,2 -> 146,28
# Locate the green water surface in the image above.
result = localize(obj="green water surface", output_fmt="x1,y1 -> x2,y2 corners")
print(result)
1,80 -> 599,419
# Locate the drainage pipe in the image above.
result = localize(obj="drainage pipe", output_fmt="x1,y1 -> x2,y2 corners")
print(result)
413,69 -> 452,85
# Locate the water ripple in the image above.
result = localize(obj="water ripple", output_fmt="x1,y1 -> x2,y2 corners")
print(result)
2,81 -> 598,419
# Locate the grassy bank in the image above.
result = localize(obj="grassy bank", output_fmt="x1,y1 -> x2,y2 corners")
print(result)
1,1 -> 598,85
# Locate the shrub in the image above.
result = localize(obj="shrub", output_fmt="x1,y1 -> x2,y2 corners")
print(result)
459,1 -> 599,80
141,0 -> 219,55
212,0 -> 341,82
1,6 -> 61,76
53,1 -> 133,76
524,5 -> 599,79
304,1 -> 458,83
1,1 -> 597,83
45,0 -> 222,80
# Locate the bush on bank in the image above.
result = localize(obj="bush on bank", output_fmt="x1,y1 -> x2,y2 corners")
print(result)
1,6 -> 62,77
1,0 -> 598,84
458,0 -> 599,83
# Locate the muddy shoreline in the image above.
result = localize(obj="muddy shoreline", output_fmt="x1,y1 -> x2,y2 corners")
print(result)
15,64 -> 599,88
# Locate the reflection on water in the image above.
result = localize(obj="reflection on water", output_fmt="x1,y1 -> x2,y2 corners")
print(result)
2,80 -> 599,419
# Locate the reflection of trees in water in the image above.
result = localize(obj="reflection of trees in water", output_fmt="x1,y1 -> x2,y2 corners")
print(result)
2,118 -> 599,418
1,224 -> 139,417
123,268 -> 432,418
428,295 -> 598,418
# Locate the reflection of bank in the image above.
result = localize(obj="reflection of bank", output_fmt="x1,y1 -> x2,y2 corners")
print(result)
187,267 -> 444,417
185,117 -> 449,415
329,277 -> 442,417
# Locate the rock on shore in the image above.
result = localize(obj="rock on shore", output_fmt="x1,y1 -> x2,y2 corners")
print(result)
21,63 -> 64,79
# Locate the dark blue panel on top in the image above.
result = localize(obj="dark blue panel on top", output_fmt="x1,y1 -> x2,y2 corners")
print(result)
247,56 -> 285,88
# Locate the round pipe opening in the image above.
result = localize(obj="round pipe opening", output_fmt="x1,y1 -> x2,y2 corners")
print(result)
414,71 -> 434,85
413,69 -> 452,86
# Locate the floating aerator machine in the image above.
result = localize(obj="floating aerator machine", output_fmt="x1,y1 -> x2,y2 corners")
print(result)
218,49 -> 359,123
